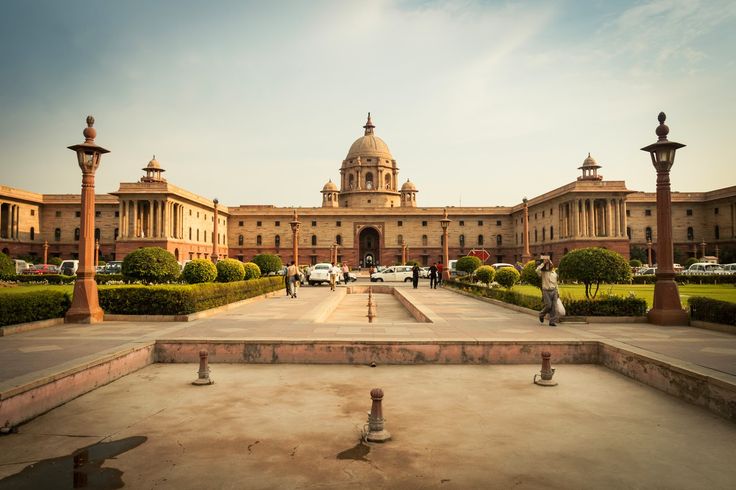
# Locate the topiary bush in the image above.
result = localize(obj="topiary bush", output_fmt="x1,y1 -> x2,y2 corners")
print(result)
456,256 -> 482,276
0,290 -> 72,326
216,258 -> 245,282
684,257 -> 699,269
475,265 -> 495,286
182,259 -> 217,284
121,247 -> 180,284
520,260 -> 541,288
629,259 -> 643,268
0,252 -> 14,279
243,262 -> 261,280
495,267 -> 520,289
252,254 -> 283,275
564,297 -> 647,317
558,247 -> 631,299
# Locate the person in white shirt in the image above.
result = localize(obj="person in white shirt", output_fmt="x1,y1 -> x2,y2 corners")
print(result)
536,257 -> 560,327
287,261 -> 298,298
329,262 -> 339,291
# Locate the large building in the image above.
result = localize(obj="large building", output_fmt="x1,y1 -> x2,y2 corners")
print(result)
1,115 -> 735,266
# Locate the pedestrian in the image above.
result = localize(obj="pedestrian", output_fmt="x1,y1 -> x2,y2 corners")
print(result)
329,262 -> 338,291
429,262 -> 438,289
536,257 -> 560,326
437,262 -> 443,285
287,261 -> 299,298
282,264 -> 291,297
342,262 -> 350,284
412,263 -> 420,289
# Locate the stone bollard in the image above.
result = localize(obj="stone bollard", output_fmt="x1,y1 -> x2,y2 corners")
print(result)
365,388 -> 391,442
367,289 -> 377,323
192,350 -> 214,386
533,351 -> 557,386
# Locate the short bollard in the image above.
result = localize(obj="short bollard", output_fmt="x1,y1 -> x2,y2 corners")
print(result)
365,388 -> 391,442
192,350 -> 214,386
533,351 -> 557,387
367,289 -> 377,323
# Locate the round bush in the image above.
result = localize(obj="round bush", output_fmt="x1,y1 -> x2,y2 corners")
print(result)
121,247 -> 180,283
243,262 -> 261,280
456,256 -> 482,275
216,259 -> 245,282
684,257 -> 699,269
520,260 -> 541,288
495,267 -> 520,289
629,259 -> 643,268
475,265 -> 495,285
0,252 -> 14,279
182,259 -> 217,284
252,254 -> 283,275
558,247 -> 631,299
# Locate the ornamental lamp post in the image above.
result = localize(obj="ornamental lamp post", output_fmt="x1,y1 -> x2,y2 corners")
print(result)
440,208 -> 451,281
700,239 -> 706,259
640,112 -> 688,326
211,198 -> 219,263
43,240 -> 48,265
646,239 -> 653,267
522,197 -> 532,263
65,116 -> 109,324
290,209 -> 300,268
401,240 -> 407,265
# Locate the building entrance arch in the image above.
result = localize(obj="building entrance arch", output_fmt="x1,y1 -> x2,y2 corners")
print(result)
358,226 -> 380,267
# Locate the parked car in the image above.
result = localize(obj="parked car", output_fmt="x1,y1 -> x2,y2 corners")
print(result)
102,261 -> 123,274
59,260 -> 79,276
419,267 -> 430,278
308,263 -> 341,286
491,263 -> 515,270
13,259 -> 30,274
638,267 -> 657,275
448,260 -> 458,277
34,264 -> 60,274
682,263 -> 725,275
370,265 -> 414,282
721,263 -> 736,273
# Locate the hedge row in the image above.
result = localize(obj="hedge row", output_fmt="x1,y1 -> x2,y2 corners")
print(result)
689,297 -> 736,326
444,279 -> 647,316
0,290 -> 72,327
99,276 -> 284,315
631,274 -> 736,285
8,274 -> 125,285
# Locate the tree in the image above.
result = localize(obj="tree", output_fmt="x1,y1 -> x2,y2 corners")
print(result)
475,265 -> 495,286
456,256 -> 482,275
252,254 -> 283,275
182,259 -> 217,284
0,252 -> 14,279
519,260 -> 541,288
629,246 -> 647,264
495,267 -> 520,289
558,247 -> 631,299
121,247 -> 180,283
684,257 -> 699,269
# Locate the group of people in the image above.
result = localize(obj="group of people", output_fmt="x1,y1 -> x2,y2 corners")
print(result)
410,262 -> 444,289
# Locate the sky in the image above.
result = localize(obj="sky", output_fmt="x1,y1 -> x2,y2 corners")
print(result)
1,0 -> 735,208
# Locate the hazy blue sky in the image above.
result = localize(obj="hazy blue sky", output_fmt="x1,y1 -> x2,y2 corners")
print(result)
1,0 -> 734,208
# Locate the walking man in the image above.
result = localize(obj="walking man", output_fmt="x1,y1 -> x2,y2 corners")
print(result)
342,262 -> 350,284
429,263 -> 438,289
412,263 -> 420,289
329,262 -> 338,291
283,264 -> 291,297
536,257 -> 559,326
287,261 -> 298,298
437,262 -> 443,285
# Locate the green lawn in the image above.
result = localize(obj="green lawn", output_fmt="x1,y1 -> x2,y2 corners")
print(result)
513,284 -> 736,308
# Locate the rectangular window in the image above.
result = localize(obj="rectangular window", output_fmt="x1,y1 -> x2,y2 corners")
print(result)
275,221 -> 280,227
55,211 -> 61,218
550,208 -> 553,216
422,221 -> 427,227
95,211 -> 101,218
398,221 -> 403,227
626,210 -> 631,217
459,220 -> 465,226
715,208 -> 719,215
239,221 -> 244,226
496,220 -> 501,226
542,211 -> 545,218
114,211 -> 119,217
75,211 -> 81,218
336,221 -> 341,227
311,221 -> 317,227
30,209 -> 35,216
257,221 -> 262,227
478,220 -> 483,226
686,209 -> 692,216
645,210 -> 651,216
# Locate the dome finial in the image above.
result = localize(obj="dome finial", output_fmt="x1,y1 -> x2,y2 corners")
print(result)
656,111 -> 670,141
363,112 -> 375,135
83,115 -> 97,142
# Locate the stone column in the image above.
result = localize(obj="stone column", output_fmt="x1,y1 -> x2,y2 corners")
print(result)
133,201 -> 139,237
211,199 -> 219,262
147,200 -> 153,238
621,200 -> 627,237
118,200 -> 125,239
571,200 -> 578,238
606,200 -> 612,237
522,198 -> 531,262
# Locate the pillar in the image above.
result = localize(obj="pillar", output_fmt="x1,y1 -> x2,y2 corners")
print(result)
606,200 -> 612,237
133,201 -> 139,237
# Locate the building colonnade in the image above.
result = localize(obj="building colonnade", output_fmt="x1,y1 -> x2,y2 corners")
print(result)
557,197 -> 627,239
118,198 -> 184,239
0,202 -> 21,240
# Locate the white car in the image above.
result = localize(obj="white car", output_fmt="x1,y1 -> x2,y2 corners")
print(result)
59,260 -> 79,276
370,265 -> 414,282
491,263 -> 516,270
722,263 -> 736,273
308,263 -> 341,286
682,263 -> 725,275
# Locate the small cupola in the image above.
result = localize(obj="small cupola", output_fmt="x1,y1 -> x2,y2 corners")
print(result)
577,153 -> 603,181
141,155 -> 166,183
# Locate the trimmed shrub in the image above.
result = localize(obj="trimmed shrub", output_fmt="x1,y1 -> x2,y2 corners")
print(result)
456,256 -> 482,275
95,274 -> 125,285
631,274 -> 656,284
684,257 -> 699,269
558,247 -> 631,299
99,276 -> 284,315
243,262 -> 261,280
182,259 -> 217,284
444,279 -> 543,310
629,259 -> 643,268
216,259 -> 245,282
0,290 -> 72,326
564,297 -> 647,317
122,247 -> 180,283
676,273 -> 736,285
689,297 -> 736,326
12,274 -> 76,285
475,265 -> 495,286
0,252 -> 14,279
495,267 -> 520,289
520,260 -> 541,288
252,254 -> 283,276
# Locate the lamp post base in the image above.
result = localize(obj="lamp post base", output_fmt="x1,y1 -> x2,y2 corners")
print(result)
647,278 -> 689,326
65,277 -> 104,324
647,307 -> 689,326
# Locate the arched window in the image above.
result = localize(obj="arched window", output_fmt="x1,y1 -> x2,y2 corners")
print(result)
397,234 -> 403,245
365,172 -> 374,190
54,228 -> 61,241
30,227 -> 35,241
534,229 -> 538,242
459,234 -> 465,247
645,227 -> 652,241
189,227 -> 192,240
94,228 -> 101,240
256,235 -> 262,246
114,228 -> 119,240
384,174 -> 391,189
275,235 -> 281,248
348,174 -> 355,189
542,228 -> 546,241
238,234 -> 244,246
627,227 -> 632,239
477,235 -> 483,246
550,226 -> 554,240
687,227 -> 694,241
496,235 -> 502,246
197,229 -> 200,241
311,235 -> 317,246
422,235 -> 428,246
336,234 -> 342,245
74,228 -> 80,241
715,225 -> 720,240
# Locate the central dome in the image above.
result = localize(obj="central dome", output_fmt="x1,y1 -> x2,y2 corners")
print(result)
345,113 -> 393,160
